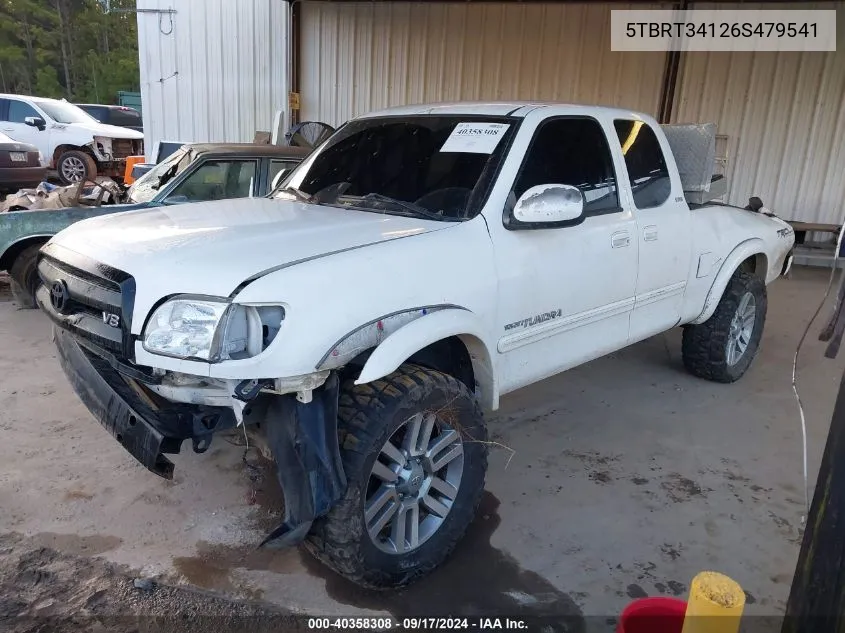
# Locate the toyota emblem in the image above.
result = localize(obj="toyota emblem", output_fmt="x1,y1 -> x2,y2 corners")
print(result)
50,280 -> 70,313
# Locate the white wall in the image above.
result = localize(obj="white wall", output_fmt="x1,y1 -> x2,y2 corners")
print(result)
136,0 -> 289,159
675,2 -> 845,225
300,2 -> 668,125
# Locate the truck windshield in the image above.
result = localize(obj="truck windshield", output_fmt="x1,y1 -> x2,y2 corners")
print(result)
276,115 -> 517,221
126,147 -> 193,203
36,101 -> 97,125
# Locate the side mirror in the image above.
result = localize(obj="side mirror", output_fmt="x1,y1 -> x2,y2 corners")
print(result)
24,116 -> 46,131
513,184 -> 584,225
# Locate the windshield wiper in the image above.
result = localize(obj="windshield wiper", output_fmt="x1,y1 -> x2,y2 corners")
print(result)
354,193 -> 456,222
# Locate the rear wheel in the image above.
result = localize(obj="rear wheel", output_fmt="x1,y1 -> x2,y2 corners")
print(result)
57,150 -> 97,185
305,363 -> 488,588
682,270 -> 767,383
9,243 -> 44,309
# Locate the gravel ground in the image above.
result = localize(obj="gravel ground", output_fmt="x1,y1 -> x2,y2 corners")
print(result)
1,267 -> 843,632
0,532 -> 308,633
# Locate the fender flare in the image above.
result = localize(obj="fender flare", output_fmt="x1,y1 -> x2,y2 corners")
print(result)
0,234 -> 53,271
355,308 -> 499,411
690,238 -> 766,325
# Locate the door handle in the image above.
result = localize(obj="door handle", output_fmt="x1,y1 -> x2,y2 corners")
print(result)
611,231 -> 631,248
643,225 -> 659,241
1,128 -> 13,132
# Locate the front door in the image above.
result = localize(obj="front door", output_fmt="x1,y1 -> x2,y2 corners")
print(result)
0,98 -> 49,160
486,112 -> 639,395
611,119 -> 691,343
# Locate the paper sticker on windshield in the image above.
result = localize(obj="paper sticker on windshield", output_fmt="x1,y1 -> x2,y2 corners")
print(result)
440,122 -> 510,154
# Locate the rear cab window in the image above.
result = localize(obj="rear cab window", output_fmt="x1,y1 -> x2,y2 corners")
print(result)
613,120 -> 672,209
79,106 -> 107,122
109,108 -> 142,127
268,159 -> 302,190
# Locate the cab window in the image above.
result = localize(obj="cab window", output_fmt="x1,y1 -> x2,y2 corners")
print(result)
268,159 -> 301,190
5,100 -> 40,123
614,120 -> 671,209
164,160 -> 258,203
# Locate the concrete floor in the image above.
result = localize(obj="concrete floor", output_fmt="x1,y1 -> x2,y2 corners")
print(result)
0,267 -> 842,625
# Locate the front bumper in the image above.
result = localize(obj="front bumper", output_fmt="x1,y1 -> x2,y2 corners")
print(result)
0,165 -> 47,188
52,324 -> 347,548
53,325 -> 237,478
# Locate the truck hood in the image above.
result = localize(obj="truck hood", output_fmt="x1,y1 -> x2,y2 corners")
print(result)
48,197 -> 452,302
55,121 -> 144,140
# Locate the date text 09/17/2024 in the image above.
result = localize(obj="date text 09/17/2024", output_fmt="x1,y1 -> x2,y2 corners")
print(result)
307,617 -> 529,630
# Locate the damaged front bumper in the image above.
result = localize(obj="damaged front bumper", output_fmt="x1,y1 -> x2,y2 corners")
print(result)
53,327 -> 347,548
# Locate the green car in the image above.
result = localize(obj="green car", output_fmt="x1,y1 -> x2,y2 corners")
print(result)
0,142 -> 309,307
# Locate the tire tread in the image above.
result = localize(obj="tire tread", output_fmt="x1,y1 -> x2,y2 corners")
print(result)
304,363 -> 487,589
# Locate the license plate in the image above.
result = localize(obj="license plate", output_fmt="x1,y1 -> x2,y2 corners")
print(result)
9,152 -> 26,162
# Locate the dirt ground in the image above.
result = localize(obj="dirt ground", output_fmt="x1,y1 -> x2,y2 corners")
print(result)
1,267 -> 843,631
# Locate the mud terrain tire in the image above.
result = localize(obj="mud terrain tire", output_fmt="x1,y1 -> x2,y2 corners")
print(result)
682,270 -> 767,383
304,363 -> 488,588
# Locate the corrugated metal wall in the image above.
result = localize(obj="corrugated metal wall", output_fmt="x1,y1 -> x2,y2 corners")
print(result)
136,0 -> 288,159
674,2 -> 845,225
300,2 -> 668,125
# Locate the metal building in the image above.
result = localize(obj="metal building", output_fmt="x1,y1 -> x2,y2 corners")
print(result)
137,1 -> 845,226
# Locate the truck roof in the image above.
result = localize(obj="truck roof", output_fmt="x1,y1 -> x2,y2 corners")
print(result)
183,143 -> 312,159
359,101 -> 652,120
0,93 -> 67,105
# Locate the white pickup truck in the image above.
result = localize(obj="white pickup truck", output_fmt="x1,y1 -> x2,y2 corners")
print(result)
36,102 -> 794,588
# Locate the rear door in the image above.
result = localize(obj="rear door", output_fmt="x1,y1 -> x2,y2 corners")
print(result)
612,119 -> 691,343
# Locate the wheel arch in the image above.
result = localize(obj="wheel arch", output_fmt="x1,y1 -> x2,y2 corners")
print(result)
350,309 -> 498,411
691,239 -> 767,325
52,144 -> 97,167
0,235 -> 51,272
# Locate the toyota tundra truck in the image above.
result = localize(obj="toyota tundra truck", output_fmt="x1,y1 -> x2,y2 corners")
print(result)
35,102 -> 795,588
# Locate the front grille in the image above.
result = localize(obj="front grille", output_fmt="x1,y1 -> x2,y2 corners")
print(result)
37,245 -> 135,359
111,139 -> 141,159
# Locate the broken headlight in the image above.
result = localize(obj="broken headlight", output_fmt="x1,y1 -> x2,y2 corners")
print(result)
143,297 -> 284,362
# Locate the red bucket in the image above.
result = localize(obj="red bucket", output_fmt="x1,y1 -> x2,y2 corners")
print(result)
617,597 -> 687,633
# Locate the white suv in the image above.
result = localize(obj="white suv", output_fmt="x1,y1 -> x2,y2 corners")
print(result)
0,94 -> 144,184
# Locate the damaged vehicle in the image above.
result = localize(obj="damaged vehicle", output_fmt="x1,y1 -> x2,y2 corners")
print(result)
36,103 -> 795,588
1,143 -> 309,308
0,94 -> 143,185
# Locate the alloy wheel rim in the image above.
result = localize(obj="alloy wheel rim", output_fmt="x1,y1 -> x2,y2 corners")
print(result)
726,291 -> 756,366
61,156 -> 86,182
364,412 -> 464,555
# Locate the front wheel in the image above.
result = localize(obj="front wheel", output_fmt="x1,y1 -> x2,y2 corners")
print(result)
305,364 -> 488,588
57,150 -> 97,185
682,270 -> 767,383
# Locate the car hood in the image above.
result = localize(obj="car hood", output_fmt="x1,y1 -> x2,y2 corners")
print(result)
55,121 -> 144,139
48,197 -> 452,307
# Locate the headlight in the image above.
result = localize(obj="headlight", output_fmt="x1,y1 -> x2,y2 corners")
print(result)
142,297 -> 285,362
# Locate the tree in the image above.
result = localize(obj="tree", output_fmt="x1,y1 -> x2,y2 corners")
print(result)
0,0 -> 139,102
